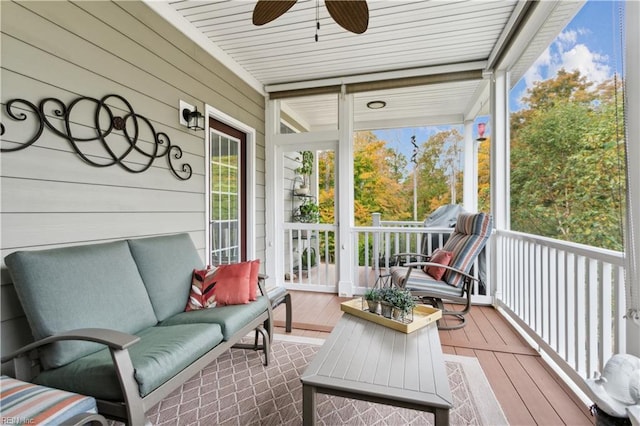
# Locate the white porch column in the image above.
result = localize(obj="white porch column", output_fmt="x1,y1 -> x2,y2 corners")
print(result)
463,119 -> 478,212
624,0 -> 640,357
337,90 -> 355,297
264,98 -> 280,288
490,70 -> 509,303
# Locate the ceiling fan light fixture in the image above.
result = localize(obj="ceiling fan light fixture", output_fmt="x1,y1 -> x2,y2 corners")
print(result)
367,100 -> 386,110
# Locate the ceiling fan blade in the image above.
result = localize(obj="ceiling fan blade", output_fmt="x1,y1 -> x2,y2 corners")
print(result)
325,0 -> 369,34
253,0 -> 298,26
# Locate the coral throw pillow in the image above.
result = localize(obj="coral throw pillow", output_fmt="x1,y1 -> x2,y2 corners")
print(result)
209,262 -> 252,306
185,262 -> 253,311
186,267 -> 218,311
424,249 -> 453,281
248,259 -> 260,301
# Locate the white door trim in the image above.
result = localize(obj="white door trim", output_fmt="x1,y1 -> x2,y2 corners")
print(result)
204,105 -> 257,262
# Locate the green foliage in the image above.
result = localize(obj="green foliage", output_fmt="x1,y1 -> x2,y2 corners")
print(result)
294,198 -> 320,223
379,286 -> 416,314
510,70 -> 625,250
295,151 -> 314,177
364,287 -> 381,301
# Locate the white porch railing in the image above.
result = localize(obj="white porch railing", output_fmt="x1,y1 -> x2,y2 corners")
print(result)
495,229 -> 626,397
282,222 -> 337,292
350,225 -> 493,305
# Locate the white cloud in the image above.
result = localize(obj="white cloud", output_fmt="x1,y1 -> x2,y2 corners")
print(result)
558,43 -> 610,84
523,47 -> 551,88
556,29 -> 578,48
518,29 -> 612,103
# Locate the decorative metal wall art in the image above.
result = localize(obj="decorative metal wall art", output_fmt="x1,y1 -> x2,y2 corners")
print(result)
0,94 -> 192,180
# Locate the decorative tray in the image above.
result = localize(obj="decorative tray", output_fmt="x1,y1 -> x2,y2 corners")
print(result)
340,298 -> 442,333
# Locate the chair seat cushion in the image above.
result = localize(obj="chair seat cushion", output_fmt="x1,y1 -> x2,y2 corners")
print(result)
0,375 -> 99,425
33,323 -> 224,400
161,296 -> 269,340
391,267 -> 464,298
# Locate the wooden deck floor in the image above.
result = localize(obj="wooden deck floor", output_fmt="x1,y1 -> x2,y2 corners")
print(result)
272,290 -> 594,426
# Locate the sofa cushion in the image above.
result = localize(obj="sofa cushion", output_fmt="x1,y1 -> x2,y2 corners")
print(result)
5,241 -> 158,369
127,234 -> 204,321
33,323 -> 224,400
161,296 -> 269,340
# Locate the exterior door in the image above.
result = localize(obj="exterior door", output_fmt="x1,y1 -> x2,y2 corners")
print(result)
208,119 -> 247,264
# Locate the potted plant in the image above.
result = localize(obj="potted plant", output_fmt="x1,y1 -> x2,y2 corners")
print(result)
363,288 -> 381,313
390,288 -> 416,320
295,198 -> 320,223
378,287 -> 395,318
294,151 -> 313,195
379,286 -> 415,320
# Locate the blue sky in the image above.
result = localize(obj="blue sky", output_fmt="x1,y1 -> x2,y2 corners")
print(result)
373,0 -> 625,167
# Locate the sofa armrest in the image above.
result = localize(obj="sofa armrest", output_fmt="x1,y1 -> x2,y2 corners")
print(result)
1,328 -> 140,363
1,329 -> 146,424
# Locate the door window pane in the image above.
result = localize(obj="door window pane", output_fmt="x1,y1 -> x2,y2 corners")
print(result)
210,131 -> 240,264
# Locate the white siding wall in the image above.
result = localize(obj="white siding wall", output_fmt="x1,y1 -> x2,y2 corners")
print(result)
0,0 -> 265,371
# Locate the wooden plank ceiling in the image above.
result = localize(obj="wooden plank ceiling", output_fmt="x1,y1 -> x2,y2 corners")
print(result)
163,0 -> 581,130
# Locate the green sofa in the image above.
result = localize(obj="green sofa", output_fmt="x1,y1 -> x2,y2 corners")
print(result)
1,233 -> 272,425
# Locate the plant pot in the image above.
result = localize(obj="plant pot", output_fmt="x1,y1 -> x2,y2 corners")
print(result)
366,300 -> 379,313
294,186 -> 310,195
392,307 -> 404,321
380,302 -> 393,318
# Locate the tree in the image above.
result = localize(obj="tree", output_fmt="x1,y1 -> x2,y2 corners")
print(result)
510,70 -> 625,250
477,137 -> 491,213
405,129 -> 464,219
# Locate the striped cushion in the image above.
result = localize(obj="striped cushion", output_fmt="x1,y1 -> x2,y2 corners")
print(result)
441,212 -> 492,287
0,375 -> 98,425
392,267 -> 464,297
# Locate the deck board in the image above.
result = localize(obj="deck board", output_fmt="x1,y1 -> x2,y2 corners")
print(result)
272,290 -> 595,425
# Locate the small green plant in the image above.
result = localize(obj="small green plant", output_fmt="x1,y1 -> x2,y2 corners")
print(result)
296,198 -> 320,223
295,151 -> 314,177
380,286 -> 415,314
364,288 -> 380,302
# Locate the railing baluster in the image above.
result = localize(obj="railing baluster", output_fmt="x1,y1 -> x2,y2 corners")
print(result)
495,230 -> 624,395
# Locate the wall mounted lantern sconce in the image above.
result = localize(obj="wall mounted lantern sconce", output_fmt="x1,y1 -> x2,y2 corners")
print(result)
179,100 -> 204,131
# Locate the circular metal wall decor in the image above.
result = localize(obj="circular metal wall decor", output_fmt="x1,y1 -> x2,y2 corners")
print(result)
0,93 -> 192,180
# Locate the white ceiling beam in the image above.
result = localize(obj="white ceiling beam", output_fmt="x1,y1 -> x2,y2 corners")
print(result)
464,77 -> 491,121
265,61 -> 487,93
354,114 -> 465,132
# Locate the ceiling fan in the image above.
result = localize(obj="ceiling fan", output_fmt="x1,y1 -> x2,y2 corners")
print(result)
252,0 -> 369,35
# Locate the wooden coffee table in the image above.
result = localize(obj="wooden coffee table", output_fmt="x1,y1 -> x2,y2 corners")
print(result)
301,313 -> 452,425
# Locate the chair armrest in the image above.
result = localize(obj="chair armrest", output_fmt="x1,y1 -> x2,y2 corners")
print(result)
1,328 -> 140,363
391,253 -> 430,265
393,252 -> 430,258
2,328 -> 145,422
403,262 -> 478,282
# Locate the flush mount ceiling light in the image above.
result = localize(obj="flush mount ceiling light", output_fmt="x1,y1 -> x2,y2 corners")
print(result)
366,100 -> 386,110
